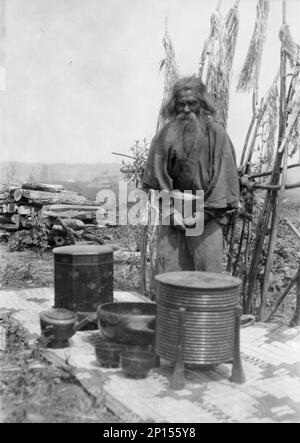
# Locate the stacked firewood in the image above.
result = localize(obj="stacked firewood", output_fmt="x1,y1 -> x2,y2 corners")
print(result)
0,182 -> 110,248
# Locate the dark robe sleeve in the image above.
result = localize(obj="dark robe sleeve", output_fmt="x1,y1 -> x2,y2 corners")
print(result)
142,134 -> 160,190
205,123 -> 239,210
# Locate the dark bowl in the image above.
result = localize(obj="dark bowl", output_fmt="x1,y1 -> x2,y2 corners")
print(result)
97,302 -> 156,346
120,350 -> 156,378
95,342 -> 127,368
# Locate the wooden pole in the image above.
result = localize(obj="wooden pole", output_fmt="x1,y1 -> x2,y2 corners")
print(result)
244,101 -> 268,173
244,170 -> 277,313
290,272 -> 300,327
230,306 -> 246,384
259,0 -> 292,318
21,183 -> 64,193
14,189 -> 88,206
226,213 -> 237,274
284,218 -> 300,240
244,0 -> 288,314
283,0 -> 287,25
254,181 -> 300,190
140,226 -> 148,295
112,152 -> 138,161
244,220 -> 252,268
264,265 -> 300,323
285,216 -> 300,327
171,307 -> 186,390
232,218 -> 246,276
259,3 -> 289,320
242,221 -> 252,310
239,114 -> 256,168
259,202 -> 278,319
249,162 -> 300,179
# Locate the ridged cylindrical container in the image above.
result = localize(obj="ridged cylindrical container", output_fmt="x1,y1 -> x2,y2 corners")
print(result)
53,245 -> 113,314
155,271 -> 241,365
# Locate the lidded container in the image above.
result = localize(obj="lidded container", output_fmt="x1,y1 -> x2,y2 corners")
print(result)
155,271 -> 242,365
53,245 -> 113,314
39,308 -> 78,348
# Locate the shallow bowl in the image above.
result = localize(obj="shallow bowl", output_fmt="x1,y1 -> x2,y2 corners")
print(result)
120,350 -> 156,378
95,342 -> 127,368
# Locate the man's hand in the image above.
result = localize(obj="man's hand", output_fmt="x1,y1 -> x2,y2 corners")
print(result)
164,209 -> 186,231
183,211 -> 200,228
184,210 -> 209,228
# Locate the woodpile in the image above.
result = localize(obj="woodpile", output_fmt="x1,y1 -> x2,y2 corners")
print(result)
0,182 -> 110,249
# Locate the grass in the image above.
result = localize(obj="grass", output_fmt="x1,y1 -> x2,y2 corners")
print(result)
0,311 -> 119,423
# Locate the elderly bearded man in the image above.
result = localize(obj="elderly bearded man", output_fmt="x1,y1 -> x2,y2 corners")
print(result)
142,76 -> 239,275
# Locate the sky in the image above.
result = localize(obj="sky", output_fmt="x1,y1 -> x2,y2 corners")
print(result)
0,0 -> 300,165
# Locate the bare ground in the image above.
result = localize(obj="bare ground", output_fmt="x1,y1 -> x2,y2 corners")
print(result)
0,312 -> 120,423
0,225 -> 142,423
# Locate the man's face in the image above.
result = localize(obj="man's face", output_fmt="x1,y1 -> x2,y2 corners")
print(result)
175,89 -> 201,120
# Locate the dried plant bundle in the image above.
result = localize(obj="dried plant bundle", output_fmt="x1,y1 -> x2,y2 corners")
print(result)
279,24 -> 300,69
205,11 -> 228,126
278,77 -> 300,155
157,21 -> 179,131
279,25 -> 300,159
237,0 -> 270,93
289,117 -> 300,159
263,83 -> 279,169
250,80 -> 279,173
225,0 -> 240,68
202,1 -> 240,128
287,81 -> 300,159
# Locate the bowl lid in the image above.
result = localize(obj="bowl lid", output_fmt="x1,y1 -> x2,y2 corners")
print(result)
53,245 -> 113,256
98,302 -> 156,316
155,271 -> 241,290
43,308 -> 76,321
